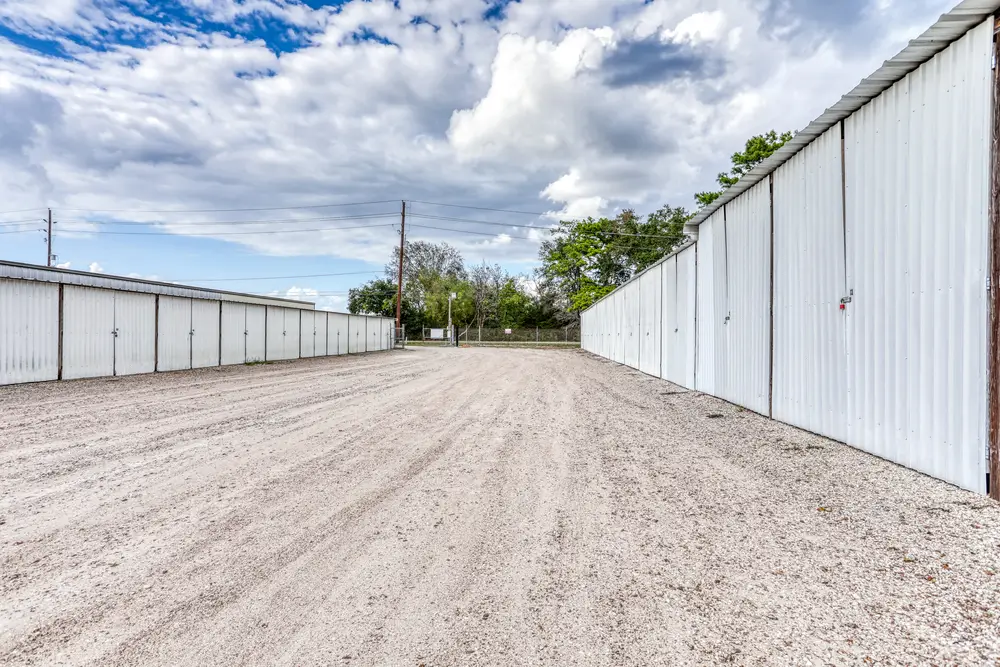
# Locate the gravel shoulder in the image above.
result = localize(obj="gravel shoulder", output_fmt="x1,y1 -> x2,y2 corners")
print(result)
1,347 -> 998,666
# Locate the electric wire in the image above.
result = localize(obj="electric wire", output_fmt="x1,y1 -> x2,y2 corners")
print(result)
53,212 -> 399,227
57,199 -> 399,214
178,271 -> 381,282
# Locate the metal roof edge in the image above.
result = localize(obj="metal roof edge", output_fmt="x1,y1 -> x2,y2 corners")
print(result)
0,259 -> 317,309
688,0 -> 1000,228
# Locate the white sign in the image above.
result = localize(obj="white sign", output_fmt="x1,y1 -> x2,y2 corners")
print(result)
430,328 -> 445,339
505,328 -> 512,335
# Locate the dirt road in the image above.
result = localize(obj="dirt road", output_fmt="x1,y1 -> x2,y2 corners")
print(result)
1,348 -> 998,665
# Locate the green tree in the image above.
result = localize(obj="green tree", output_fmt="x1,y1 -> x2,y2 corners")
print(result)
696,130 -> 794,207
537,206 -> 691,315
496,277 -> 534,328
348,278 -> 397,317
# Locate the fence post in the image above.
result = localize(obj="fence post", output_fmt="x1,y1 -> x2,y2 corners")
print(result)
536,326 -> 539,342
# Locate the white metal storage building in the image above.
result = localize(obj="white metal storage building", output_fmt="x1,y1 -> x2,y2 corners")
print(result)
0,261 -> 396,385
582,1 -> 1000,498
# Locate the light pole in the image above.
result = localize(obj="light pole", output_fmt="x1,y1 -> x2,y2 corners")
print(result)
448,292 -> 456,341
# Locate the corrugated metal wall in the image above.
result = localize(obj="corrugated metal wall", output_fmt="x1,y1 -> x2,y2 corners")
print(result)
221,303 -> 247,366
638,266 -> 662,377
62,286 -> 115,380
113,292 -> 155,377
0,284 -> 391,385
265,306 -> 286,361
623,281 -> 640,369
315,312 -> 328,357
668,246 -> 697,389
579,16 -> 994,494
0,279 -> 59,385
695,211 -> 721,395
300,311 -> 316,358
844,19 -> 991,493
158,296 -> 192,372
329,313 -> 349,355
347,315 -> 362,354
662,256 -> 678,382
246,305 -> 266,363
191,299 -> 220,369
719,179 -> 772,416
773,125 -> 848,441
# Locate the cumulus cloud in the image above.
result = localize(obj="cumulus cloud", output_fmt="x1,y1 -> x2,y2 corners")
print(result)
55,261 -> 72,269
88,261 -> 104,273
0,0 -> 956,271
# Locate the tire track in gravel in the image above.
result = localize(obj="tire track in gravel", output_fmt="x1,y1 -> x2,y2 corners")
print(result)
3,348 -> 1000,666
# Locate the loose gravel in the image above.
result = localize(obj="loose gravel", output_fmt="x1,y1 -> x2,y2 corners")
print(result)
0,347 -> 998,666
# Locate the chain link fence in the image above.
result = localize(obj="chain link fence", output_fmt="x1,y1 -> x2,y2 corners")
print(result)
458,326 -> 580,346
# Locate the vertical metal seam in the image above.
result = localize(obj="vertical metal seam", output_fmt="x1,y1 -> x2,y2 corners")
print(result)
190,299 -> 194,370
57,284 -> 64,381
693,242 -> 699,390
768,173 -> 776,419
153,295 -> 159,372
840,120 -> 850,294
218,301 -> 223,367
659,262 -> 665,379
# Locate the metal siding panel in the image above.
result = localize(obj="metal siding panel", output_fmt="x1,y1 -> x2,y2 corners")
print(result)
265,306 -> 285,361
316,312 -> 328,356
113,292 -> 155,376
639,267 -> 662,376
221,303 -> 247,366
329,313 -> 349,355
348,316 -> 361,354
677,246 -> 698,389
695,212 -> 719,394
368,317 -> 379,352
623,282 -> 640,369
773,125 -> 849,441
300,311 -> 316,358
62,286 -> 115,380
0,279 -> 59,385
284,309 -> 301,360
721,180 -> 772,415
246,305 -> 266,363
191,299 -> 221,369
844,21 -> 991,493
663,258 -> 679,382
158,296 -> 192,372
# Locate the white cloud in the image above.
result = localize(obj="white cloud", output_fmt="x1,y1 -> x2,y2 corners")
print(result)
0,0 -> 956,272
55,261 -> 72,269
88,261 -> 104,273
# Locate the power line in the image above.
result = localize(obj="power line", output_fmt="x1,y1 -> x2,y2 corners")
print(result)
57,223 -> 398,237
408,223 -> 542,240
408,200 -> 548,216
177,271 -> 381,282
57,200 -> 398,214
410,213 -> 681,239
0,218 -> 44,226
54,212 -> 399,227
0,207 -> 44,215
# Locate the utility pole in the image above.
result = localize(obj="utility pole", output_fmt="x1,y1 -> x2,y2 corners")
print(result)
396,201 -> 406,330
46,208 -> 54,267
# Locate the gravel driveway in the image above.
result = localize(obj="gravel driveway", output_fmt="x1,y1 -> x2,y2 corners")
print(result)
1,347 -> 998,665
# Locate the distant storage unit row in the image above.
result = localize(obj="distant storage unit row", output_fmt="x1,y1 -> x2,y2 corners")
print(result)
583,10 -> 996,496
0,265 -> 396,386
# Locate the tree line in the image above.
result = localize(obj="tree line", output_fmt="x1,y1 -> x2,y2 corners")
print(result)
348,131 -> 791,329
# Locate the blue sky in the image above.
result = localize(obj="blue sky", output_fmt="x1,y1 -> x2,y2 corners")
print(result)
0,0 -> 951,310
